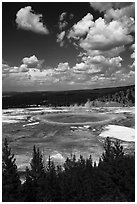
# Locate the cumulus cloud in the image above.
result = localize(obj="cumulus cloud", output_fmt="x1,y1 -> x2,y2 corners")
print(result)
90,2 -> 133,13
57,12 -> 74,46
87,55 -> 122,67
79,17 -> 133,52
131,51 -> 135,59
4,2 -> 135,91
84,46 -> 125,58
16,6 -> 49,34
8,66 -> 21,73
55,62 -> 70,72
22,55 -> 39,65
71,55 -> 122,78
130,43 -> 135,70
68,13 -> 93,39
19,64 -> 29,72
2,63 -> 29,74
22,55 -> 44,69
90,2 -> 135,32
2,64 -> 10,74
2,56 -> 134,91
64,2 -> 134,84
58,12 -> 74,31
131,43 -> 135,50
58,12 -> 68,30
90,2 -> 114,12
59,12 -> 67,22
59,22 -> 68,31
104,4 -> 135,21
2,55 -> 45,76
67,11 -> 133,62
56,31 -> 66,47
73,62 -> 88,71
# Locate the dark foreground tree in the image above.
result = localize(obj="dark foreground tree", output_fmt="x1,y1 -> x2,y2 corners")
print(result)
22,145 -> 45,201
98,137 -> 135,201
101,137 -> 124,163
2,138 -> 21,201
2,137 -> 135,202
43,156 -> 61,201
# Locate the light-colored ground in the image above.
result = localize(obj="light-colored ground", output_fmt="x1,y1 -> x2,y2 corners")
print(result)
2,106 -> 135,171
99,125 -> 135,142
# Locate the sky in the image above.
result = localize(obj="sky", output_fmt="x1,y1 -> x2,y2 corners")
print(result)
2,1 -> 135,92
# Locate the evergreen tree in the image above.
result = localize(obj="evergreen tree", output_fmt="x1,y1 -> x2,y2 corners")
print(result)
44,156 -> 61,201
101,137 -> 124,163
2,136 -> 133,202
2,138 -> 21,201
101,137 -> 115,163
21,166 -> 36,201
23,145 -> 45,201
113,140 -> 124,159
30,145 -> 45,180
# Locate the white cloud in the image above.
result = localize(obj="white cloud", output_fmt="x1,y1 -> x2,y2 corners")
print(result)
85,46 -> 125,58
90,2 -> 113,12
2,55 -> 44,76
86,55 -> 122,68
22,55 -> 44,69
56,31 -> 65,46
73,62 -> 86,70
130,52 -> 135,70
130,43 -> 135,70
2,64 -> 10,74
19,64 -> 29,72
73,62 -> 87,71
59,21 -> 68,30
9,66 -> 20,73
131,52 -> 135,59
90,2 -> 135,33
16,6 -> 49,34
2,63 -> 29,74
68,13 -> 93,39
79,17 -> 133,52
55,62 -> 70,72
72,55 -> 122,77
72,62 -> 99,75
22,55 -> 39,65
131,43 -> 135,50
104,4 -> 135,21
58,12 -> 74,31
59,12 -> 67,22
90,2 -> 133,13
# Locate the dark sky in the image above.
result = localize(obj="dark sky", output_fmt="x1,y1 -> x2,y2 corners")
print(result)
3,2 -> 99,67
2,2 -> 135,92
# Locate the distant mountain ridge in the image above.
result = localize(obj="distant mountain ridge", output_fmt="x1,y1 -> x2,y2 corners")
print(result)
2,85 -> 135,109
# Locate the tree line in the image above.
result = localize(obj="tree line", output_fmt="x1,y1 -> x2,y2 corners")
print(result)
2,137 -> 135,202
3,85 -> 135,109
85,87 -> 135,107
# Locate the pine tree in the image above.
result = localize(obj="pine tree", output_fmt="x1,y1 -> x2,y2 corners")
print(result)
23,145 -> 45,201
101,137 -> 114,163
2,138 -> 21,201
113,140 -> 124,159
100,137 -> 124,163
30,145 -> 45,180
44,156 -> 61,201
22,166 -> 35,201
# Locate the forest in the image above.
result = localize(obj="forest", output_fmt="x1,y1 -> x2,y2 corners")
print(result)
2,137 -> 135,202
2,85 -> 135,108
